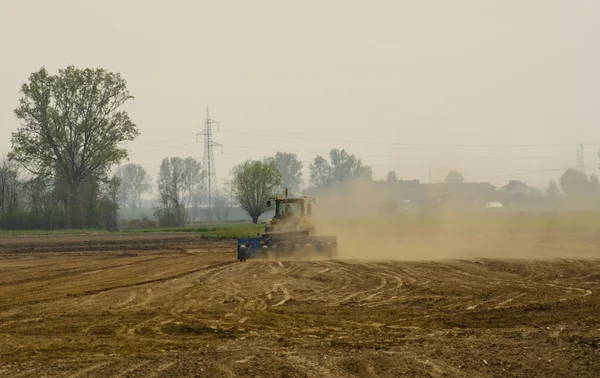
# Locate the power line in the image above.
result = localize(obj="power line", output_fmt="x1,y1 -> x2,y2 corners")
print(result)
219,143 -> 574,161
125,139 -> 584,162
128,142 -> 197,156
577,143 -> 585,172
219,129 -> 600,148
465,163 -> 598,181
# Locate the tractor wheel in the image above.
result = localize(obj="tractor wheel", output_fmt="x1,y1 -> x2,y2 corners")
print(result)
238,245 -> 247,262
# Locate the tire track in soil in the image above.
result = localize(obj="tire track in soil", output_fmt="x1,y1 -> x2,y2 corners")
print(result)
455,261 -> 595,309
3,237 -> 600,378
403,260 -> 596,313
286,354 -> 346,377
113,360 -> 152,377
167,261 -> 257,319
216,364 -> 236,378
124,261 -> 240,338
145,362 -> 176,378
4,368 -> 39,378
322,261 -> 395,306
0,256 -> 167,287
0,255 -> 202,308
300,261 -> 354,302
359,266 -> 405,307
268,282 -> 291,307
66,361 -> 114,378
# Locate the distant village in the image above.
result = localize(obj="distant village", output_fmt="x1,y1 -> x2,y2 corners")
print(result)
130,174 -> 594,223
369,179 -> 551,215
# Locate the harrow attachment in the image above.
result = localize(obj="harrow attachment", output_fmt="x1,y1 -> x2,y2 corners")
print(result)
237,230 -> 337,262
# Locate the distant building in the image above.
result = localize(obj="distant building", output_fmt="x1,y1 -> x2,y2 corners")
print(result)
499,180 -> 538,196
497,180 -> 544,208
370,180 -> 498,214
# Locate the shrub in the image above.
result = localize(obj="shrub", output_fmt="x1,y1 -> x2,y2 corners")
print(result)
127,216 -> 158,230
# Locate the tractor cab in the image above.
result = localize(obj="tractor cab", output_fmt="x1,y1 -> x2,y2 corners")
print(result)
264,189 -> 314,233
272,197 -> 307,219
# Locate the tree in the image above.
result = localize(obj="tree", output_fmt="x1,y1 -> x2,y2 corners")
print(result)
560,168 -> 591,198
0,155 -> 119,231
155,157 -> 205,226
274,152 -> 303,193
99,175 -> 121,231
0,159 -> 22,229
547,180 -> 560,201
213,189 -> 231,221
229,158 -> 282,224
308,155 -> 332,188
386,170 -> 398,182
115,164 -> 152,216
181,157 -> 205,221
444,170 -> 464,183
10,66 -> 139,227
309,149 -> 372,188
558,168 -> 600,207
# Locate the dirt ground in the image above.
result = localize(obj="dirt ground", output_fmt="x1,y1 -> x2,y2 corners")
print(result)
0,233 -> 599,377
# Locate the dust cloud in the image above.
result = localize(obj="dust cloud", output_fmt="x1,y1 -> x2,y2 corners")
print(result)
309,180 -> 600,261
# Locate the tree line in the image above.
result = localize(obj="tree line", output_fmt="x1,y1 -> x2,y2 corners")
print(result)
1,65 -> 600,230
0,65 -> 376,229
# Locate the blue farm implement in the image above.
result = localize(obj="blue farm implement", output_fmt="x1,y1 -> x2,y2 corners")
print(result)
237,230 -> 337,262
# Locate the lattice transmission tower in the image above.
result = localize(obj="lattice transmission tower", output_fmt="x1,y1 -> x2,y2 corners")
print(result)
196,107 -> 222,210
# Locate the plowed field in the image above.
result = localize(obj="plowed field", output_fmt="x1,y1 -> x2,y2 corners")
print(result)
1,233 -> 599,377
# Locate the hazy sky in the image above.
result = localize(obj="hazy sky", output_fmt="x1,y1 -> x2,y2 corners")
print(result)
1,0 -> 599,190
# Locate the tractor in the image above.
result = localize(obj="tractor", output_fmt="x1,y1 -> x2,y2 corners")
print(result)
236,189 -> 337,261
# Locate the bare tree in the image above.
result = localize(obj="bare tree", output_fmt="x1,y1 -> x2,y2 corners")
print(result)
155,157 -> 204,226
181,157 -> 205,221
115,164 -> 152,216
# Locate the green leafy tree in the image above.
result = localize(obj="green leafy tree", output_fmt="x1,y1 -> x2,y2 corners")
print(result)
309,149 -> 372,188
444,170 -> 464,183
308,155 -> 332,188
229,158 -> 282,224
274,152 -> 303,193
10,66 -> 138,227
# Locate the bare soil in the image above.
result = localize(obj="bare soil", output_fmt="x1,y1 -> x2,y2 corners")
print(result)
0,233 -> 599,377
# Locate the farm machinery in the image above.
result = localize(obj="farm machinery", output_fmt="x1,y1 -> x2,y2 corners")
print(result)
237,189 -> 337,261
